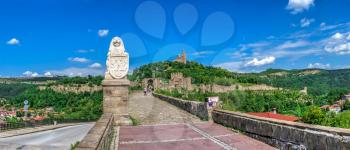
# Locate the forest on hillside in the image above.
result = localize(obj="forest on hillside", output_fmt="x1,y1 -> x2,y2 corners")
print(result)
0,76 -> 104,120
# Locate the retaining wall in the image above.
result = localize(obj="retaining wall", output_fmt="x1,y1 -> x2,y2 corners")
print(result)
76,113 -> 114,150
153,93 -> 208,120
212,109 -> 350,150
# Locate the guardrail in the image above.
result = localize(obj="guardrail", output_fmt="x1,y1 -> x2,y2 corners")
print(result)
0,119 -> 94,132
75,113 -> 114,150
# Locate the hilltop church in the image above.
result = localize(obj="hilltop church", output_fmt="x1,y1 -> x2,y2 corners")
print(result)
174,50 -> 186,64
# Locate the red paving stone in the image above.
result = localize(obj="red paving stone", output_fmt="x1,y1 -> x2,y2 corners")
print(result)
118,123 -> 276,150
217,135 -> 276,150
119,124 -> 202,142
119,139 -> 224,150
193,122 -> 235,136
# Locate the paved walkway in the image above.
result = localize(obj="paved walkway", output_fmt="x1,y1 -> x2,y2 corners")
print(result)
118,123 -> 275,150
117,92 -> 276,150
128,92 -> 202,125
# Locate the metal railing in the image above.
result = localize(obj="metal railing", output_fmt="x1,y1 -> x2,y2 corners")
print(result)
0,119 -> 96,132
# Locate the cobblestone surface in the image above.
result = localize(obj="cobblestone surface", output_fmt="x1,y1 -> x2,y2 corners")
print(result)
128,92 -> 202,125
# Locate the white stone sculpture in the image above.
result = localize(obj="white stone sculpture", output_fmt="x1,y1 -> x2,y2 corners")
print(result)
105,37 -> 129,79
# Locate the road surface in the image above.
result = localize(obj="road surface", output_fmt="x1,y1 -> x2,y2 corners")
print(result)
0,123 -> 94,150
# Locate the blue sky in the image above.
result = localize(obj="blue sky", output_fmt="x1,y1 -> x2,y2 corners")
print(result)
1,0 -> 350,77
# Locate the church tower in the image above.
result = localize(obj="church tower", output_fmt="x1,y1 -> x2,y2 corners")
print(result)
174,49 -> 187,64
181,50 -> 186,64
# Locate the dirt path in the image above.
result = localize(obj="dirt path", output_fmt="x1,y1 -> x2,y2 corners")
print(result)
128,91 -> 202,125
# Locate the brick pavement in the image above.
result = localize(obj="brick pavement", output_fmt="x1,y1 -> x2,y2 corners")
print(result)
118,122 -> 276,150
118,92 -> 276,150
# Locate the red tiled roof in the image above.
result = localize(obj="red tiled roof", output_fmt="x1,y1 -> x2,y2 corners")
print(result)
247,112 -> 299,122
34,116 -> 44,121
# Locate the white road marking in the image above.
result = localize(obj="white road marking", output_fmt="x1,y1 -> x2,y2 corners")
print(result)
186,124 -> 236,150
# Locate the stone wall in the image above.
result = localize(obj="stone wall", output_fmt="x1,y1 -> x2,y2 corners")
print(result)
38,84 -> 102,93
212,109 -> 350,150
153,93 -> 208,120
199,84 -> 277,93
76,113 -> 114,150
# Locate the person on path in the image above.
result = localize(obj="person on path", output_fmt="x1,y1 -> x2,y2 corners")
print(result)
144,87 -> 147,96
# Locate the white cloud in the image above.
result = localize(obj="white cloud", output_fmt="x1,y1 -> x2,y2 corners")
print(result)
320,22 -> 326,27
325,43 -> 350,55
276,40 -> 309,50
192,51 -> 214,57
68,57 -> 90,63
325,32 -> 350,55
214,61 -> 244,72
300,18 -> 315,27
44,72 -> 53,77
98,29 -> 109,37
6,38 -> 20,45
347,34 -> 350,40
23,71 -> 40,77
286,0 -> 315,14
77,49 -> 95,53
332,32 -> 344,40
245,56 -> 276,67
89,63 -> 102,69
48,67 -> 104,77
308,63 -> 330,69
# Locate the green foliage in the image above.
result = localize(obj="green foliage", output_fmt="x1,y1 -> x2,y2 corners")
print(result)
343,101 -> 350,111
213,77 -> 237,86
156,89 -> 310,117
0,83 -> 35,98
130,61 -> 350,104
129,61 -> 235,85
9,87 -> 102,120
129,86 -> 143,91
334,111 -> 350,128
256,69 -> 350,99
4,116 -> 23,123
56,75 -> 103,86
130,116 -> 141,126
70,141 -> 80,150
302,106 -> 326,124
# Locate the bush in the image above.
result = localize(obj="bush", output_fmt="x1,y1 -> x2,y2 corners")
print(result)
302,106 -> 326,124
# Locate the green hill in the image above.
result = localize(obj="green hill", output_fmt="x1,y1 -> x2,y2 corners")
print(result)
129,61 -> 350,102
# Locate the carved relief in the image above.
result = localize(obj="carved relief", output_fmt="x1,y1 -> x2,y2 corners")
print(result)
105,37 -> 129,79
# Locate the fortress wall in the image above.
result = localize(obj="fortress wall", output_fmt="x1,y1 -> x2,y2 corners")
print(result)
153,93 -> 208,120
212,109 -> 350,150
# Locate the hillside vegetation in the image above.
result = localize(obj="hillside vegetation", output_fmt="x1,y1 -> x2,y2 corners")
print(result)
130,61 -> 350,102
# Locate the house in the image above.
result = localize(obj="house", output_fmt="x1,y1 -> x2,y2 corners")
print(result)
0,110 -> 16,117
320,104 -> 341,113
329,104 -> 341,113
343,93 -> 350,100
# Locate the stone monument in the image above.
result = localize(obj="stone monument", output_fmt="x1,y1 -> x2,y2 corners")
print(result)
102,36 -> 132,125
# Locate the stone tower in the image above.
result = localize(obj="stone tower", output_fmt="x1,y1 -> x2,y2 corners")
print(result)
174,50 -> 187,64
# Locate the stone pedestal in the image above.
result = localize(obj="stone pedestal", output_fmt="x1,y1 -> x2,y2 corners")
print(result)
102,79 -> 132,126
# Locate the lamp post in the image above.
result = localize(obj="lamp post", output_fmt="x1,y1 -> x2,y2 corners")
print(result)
23,100 -> 29,119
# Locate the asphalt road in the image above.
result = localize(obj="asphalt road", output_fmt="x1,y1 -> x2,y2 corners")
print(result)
0,123 -> 94,150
